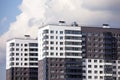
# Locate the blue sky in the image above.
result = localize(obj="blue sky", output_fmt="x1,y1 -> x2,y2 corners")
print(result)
0,0 -> 21,36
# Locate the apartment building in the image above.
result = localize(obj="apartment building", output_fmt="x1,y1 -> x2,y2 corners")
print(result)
38,23 -> 120,80
6,37 -> 38,80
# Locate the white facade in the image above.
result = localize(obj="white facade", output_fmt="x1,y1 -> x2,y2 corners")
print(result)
6,38 -> 38,69
82,59 -> 105,80
82,59 -> 120,80
38,25 -> 82,60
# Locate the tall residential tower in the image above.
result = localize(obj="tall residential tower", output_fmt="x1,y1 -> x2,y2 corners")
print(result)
38,24 -> 120,80
6,37 -> 38,80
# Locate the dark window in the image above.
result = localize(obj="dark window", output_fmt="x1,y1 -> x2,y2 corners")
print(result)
24,49 -> 28,51
16,58 -> 19,60
24,44 -> 27,47
65,47 -> 81,51
60,36 -> 63,39
16,53 -> 19,56
60,53 -> 63,56
88,65 -> 91,68
29,58 -> 38,61
50,30 -> 54,33
29,53 -> 38,56
16,43 -> 19,46
60,31 -> 63,34
50,47 -> 54,50
29,63 -> 38,66
50,41 -> 54,44
88,70 -> 92,73
29,48 -> 38,51
16,48 -> 19,51
10,43 -> 14,46
51,52 -> 54,55
65,36 -> 81,40
50,36 -> 54,39
60,47 -> 63,50
65,30 -> 81,34
60,42 -> 63,45
29,43 -> 38,47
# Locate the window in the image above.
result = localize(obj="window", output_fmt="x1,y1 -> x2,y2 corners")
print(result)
24,63 -> 27,65
100,76 -> 103,79
94,65 -> 97,68
60,36 -> 63,39
10,43 -> 14,46
60,53 -> 63,56
56,36 -> 58,39
60,31 -> 63,34
24,44 -> 27,47
65,30 -> 81,34
100,71 -> 103,74
94,71 -> 97,73
16,63 -> 19,65
16,48 -> 19,51
50,36 -> 54,39
50,52 -> 54,55
24,58 -> 27,61
60,47 -> 63,50
24,53 -> 27,56
94,76 -> 98,79
56,47 -> 58,50
88,76 -> 92,79
21,44 -> 23,46
65,36 -> 81,40
50,47 -> 54,50
88,65 -> 91,68
88,70 -> 92,73
29,48 -> 38,51
100,65 -> 103,68
88,59 -> 91,62
65,47 -> 81,51
50,41 -> 54,44
29,43 -> 38,47
16,58 -> 19,61
56,42 -> 58,44
10,53 -> 14,56
10,62 -> 14,66
24,49 -> 28,51
16,53 -> 19,56
94,60 -> 97,62
60,42 -> 63,45
99,60 -> 102,63
16,43 -> 19,46
50,30 -> 54,33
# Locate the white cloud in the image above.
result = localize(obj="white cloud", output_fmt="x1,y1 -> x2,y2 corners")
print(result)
0,0 -> 120,63
0,17 -> 7,24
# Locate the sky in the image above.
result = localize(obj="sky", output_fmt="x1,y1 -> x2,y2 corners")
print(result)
0,0 -> 120,80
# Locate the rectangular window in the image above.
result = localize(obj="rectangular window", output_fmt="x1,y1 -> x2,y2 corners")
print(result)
65,47 -> 81,51
65,30 -> 81,34
29,43 -> 38,47
60,36 -> 63,39
60,42 -> 63,45
50,36 -> 54,39
60,31 -> 63,34
29,48 -> 38,51
50,52 -> 54,55
50,30 -> 54,33
65,36 -> 81,40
